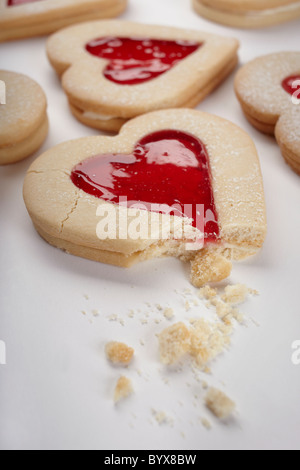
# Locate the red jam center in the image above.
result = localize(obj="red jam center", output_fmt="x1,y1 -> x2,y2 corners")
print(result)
85,37 -> 201,85
71,130 -> 219,243
7,0 -> 44,5
282,75 -> 300,96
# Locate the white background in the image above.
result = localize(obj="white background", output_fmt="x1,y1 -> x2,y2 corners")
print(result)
0,0 -> 300,451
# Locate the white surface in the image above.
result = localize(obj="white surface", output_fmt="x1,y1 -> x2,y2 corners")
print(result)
0,0 -> 300,451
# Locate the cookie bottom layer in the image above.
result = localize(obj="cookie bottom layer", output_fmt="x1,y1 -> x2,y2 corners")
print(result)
192,0 -> 300,28
0,116 -> 48,165
68,56 -> 238,132
0,3 -> 127,42
242,107 -> 276,135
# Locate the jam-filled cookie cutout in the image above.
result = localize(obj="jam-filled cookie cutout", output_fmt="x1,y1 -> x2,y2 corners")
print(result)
23,109 -> 266,286
0,0 -> 128,42
46,20 -> 239,133
192,0 -> 300,29
235,52 -> 300,176
0,70 -> 48,165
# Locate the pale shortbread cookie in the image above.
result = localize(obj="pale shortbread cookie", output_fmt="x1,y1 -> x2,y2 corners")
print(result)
23,109 -> 267,283
0,70 -> 48,165
235,52 -> 300,176
0,0 -> 128,42
192,0 -> 300,28
46,20 -> 239,132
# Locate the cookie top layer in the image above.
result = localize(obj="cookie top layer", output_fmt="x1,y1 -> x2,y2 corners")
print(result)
199,0 -> 300,11
0,70 -> 47,148
235,52 -> 300,119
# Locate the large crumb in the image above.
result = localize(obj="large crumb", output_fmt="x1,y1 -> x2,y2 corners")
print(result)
190,249 -> 232,287
114,376 -> 133,403
105,341 -> 134,366
158,322 -> 191,365
189,319 -> 232,368
205,387 -> 235,419
222,284 -> 249,305
158,318 -> 232,369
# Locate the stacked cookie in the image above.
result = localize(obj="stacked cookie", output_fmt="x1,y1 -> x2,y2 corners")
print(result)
235,52 -> 300,175
192,0 -> 300,28
0,0 -> 128,42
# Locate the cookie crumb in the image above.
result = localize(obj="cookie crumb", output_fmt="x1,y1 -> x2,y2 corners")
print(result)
163,307 -> 174,320
190,250 -> 232,287
205,387 -> 235,419
222,284 -> 249,305
105,341 -> 134,366
152,409 -> 170,425
201,417 -> 212,430
198,285 -> 217,300
158,322 -> 191,365
114,376 -> 133,403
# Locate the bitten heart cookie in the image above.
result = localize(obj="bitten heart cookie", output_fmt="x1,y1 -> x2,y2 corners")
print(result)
46,20 -> 239,133
0,0 -> 128,42
192,0 -> 300,28
0,70 -> 48,165
235,52 -> 300,175
23,109 -> 266,286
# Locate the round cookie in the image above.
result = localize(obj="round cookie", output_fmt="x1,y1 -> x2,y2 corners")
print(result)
0,70 -> 48,165
234,52 -> 300,175
23,109 -> 266,286
46,20 -> 239,132
0,0 -> 128,42
192,0 -> 300,28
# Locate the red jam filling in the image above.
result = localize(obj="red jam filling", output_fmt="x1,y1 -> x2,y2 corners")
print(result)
71,130 -> 219,243
282,75 -> 300,96
7,0 -> 44,5
85,37 -> 201,85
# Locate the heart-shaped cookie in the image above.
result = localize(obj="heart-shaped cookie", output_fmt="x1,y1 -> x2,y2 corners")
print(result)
235,52 -> 300,175
0,0 -> 128,42
23,109 -> 266,286
46,20 -> 239,132
192,0 -> 300,28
